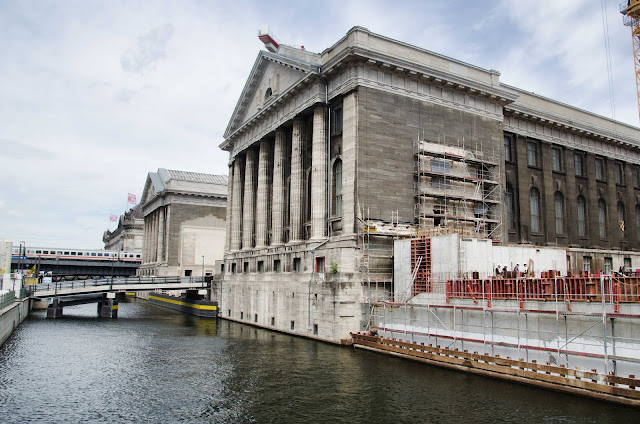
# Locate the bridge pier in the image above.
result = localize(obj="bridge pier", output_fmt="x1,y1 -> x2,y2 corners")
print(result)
97,296 -> 118,318
46,299 -> 63,318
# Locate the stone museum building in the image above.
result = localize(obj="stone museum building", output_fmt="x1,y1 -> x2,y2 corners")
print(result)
138,168 -> 227,277
219,26 -> 640,343
102,204 -> 144,252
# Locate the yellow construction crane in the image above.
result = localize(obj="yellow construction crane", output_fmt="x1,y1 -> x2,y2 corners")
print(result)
621,0 -> 640,122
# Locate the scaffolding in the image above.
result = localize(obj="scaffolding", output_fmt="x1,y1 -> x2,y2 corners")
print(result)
413,135 -> 502,241
359,207 -> 415,304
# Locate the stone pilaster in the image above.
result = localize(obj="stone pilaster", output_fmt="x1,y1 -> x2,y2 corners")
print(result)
255,140 -> 271,248
311,105 -> 327,240
290,119 -> 305,242
156,206 -> 165,263
143,216 -> 149,263
243,149 -> 256,249
164,205 -> 170,263
272,130 -> 286,245
225,163 -> 233,253
342,92 -> 357,235
231,159 -> 243,251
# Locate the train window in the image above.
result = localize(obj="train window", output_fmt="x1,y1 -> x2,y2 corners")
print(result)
36,250 -> 41,254
91,253 -> 96,256
43,251 -> 49,254
136,254 -> 141,258
71,252 -> 76,255
98,253 -> 103,257
57,251 -> 62,254
64,252 -> 69,255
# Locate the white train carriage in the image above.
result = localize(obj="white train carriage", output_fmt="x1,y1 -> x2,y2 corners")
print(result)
11,246 -> 142,262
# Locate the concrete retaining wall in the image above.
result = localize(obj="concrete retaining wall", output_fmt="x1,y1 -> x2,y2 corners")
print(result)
0,298 -> 31,347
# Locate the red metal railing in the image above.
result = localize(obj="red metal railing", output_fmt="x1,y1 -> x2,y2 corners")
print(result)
446,275 -> 640,311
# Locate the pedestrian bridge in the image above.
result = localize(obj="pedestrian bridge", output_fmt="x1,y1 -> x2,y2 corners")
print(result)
26,276 -> 209,318
27,276 -> 207,299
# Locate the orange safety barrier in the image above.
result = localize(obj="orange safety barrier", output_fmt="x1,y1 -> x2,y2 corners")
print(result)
446,275 -> 640,307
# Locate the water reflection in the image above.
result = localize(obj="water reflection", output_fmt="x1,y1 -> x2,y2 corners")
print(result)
0,299 -> 639,423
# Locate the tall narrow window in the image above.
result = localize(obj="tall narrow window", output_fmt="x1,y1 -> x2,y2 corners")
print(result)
333,159 -> 343,217
552,148 -> 562,172
577,196 -> 586,237
618,201 -> 626,239
598,199 -> 607,239
331,106 -> 343,135
637,205 -> 640,242
595,158 -> 605,181
555,192 -> 564,235
574,153 -> 584,177
527,142 -> 538,167
530,188 -> 540,233
504,136 -> 513,162
614,163 -> 624,185
505,184 -> 515,231
633,167 -> 640,189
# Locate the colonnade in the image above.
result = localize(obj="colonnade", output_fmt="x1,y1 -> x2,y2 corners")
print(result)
143,206 -> 168,263
228,105 -> 328,251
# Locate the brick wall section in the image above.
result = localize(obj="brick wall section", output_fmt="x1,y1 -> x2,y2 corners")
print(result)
356,86 -> 503,225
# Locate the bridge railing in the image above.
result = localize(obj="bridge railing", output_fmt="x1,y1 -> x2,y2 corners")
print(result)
0,290 -> 16,310
26,276 -> 207,295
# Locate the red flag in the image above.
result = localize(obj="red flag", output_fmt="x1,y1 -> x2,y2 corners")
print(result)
110,214 -> 118,222
128,192 -> 137,204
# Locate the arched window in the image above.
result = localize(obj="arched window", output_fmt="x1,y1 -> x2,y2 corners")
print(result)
332,159 -> 343,218
264,87 -> 272,100
530,188 -> 540,233
505,184 -> 515,231
598,199 -> 607,239
555,192 -> 564,235
577,196 -> 587,238
618,201 -> 626,239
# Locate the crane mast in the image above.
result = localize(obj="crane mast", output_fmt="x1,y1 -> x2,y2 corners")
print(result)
621,0 -> 640,123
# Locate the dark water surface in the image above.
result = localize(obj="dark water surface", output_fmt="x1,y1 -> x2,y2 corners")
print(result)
1,299 -> 639,423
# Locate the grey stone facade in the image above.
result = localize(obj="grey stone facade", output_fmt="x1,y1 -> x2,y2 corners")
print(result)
220,27 -> 640,343
102,204 -> 144,252
138,168 -> 227,277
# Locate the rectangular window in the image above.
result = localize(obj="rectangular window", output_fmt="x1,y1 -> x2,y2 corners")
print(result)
254,314 -> 258,323
97,253 -> 103,257
431,176 -> 449,189
624,257 -> 632,272
313,324 -> 318,335
43,251 -> 49,254
290,320 -> 295,330
36,250 -> 41,254
231,263 -> 237,273
604,257 -> 613,275
271,317 -> 275,326
243,262 -> 249,273
583,256 -> 592,273
614,163 -> 623,185
552,147 -> 562,172
431,159 -> 450,174
331,106 -> 343,135
527,141 -> 538,167
293,257 -> 301,273
574,153 -> 584,177
185,269 -> 192,276
273,259 -> 281,272
595,158 -> 605,181
504,136 -> 513,162
257,261 -> 264,273
315,257 -> 325,273
633,167 -> 640,189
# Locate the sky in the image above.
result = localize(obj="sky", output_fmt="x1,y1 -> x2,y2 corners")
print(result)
0,0 -> 637,249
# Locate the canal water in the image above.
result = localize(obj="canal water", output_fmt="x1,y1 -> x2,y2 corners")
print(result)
1,300 -> 639,423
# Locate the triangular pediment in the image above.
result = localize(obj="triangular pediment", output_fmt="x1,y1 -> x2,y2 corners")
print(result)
140,171 -> 165,206
223,50 -> 318,140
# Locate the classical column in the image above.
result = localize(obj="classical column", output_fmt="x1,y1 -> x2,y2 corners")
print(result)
342,92 -> 357,235
255,140 -> 271,248
164,205 -> 170,263
156,206 -> 165,263
143,216 -> 148,263
225,163 -> 233,253
231,158 -> 243,251
272,130 -> 286,245
311,105 -> 327,240
289,119 -> 305,242
242,149 -> 256,249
